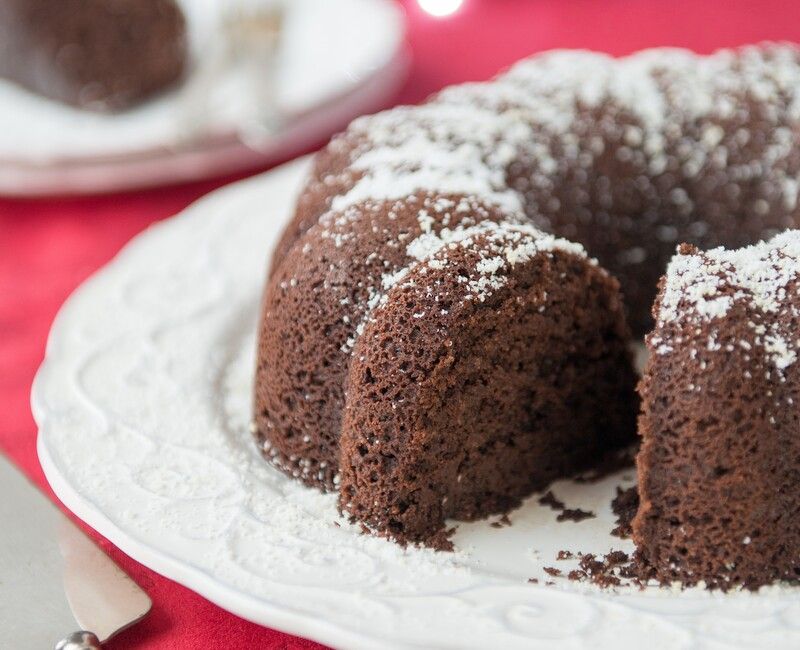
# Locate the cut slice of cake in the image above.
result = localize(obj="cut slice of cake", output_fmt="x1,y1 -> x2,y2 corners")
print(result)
338,221 -> 637,545
633,233 -> 800,589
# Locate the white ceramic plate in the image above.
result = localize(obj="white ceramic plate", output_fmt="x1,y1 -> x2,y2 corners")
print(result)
34,157 -> 800,649
0,0 -> 407,196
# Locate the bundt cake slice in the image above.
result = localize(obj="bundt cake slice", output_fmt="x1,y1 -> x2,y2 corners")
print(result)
338,222 -> 636,544
0,0 -> 187,110
633,233 -> 800,589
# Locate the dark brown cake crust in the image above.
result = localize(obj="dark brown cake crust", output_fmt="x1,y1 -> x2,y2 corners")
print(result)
0,0 -> 187,111
337,239 -> 635,544
633,241 -> 800,589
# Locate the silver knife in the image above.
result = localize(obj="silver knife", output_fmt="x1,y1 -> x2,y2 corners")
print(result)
0,455 -> 151,649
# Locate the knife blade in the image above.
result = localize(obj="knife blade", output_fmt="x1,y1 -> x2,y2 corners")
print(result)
0,454 -> 151,649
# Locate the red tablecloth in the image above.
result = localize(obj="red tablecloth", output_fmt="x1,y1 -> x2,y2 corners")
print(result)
3,1 -> 800,647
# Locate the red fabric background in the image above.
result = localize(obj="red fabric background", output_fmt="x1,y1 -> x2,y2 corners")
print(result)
3,1 -> 800,647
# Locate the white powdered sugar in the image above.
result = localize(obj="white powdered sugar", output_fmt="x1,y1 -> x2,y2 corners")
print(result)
332,103 -> 531,216
306,43 -> 800,358
435,44 -> 800,195
339,220 -> 589,351
389,220 -> 589,303
656,231 -> 800,370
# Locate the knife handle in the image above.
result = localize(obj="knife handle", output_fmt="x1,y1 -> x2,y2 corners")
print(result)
55,631 -> 102,650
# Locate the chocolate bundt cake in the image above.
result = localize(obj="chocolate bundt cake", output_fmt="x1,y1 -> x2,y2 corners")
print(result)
0,0 -> 187,111
256,43 -> 800,548
634,233 -> 800,589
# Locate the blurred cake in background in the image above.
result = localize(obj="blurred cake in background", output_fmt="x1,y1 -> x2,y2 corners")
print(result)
0,0 -> 187,111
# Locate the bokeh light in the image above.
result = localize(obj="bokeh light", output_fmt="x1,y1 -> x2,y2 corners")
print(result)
417,0 -> 464,18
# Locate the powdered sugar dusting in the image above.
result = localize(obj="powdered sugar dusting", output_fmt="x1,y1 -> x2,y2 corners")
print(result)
333,103 -> 530,215
306,43 -> 800,360
301,42 -> 800,305
439,44 -> 800,161
342,221 -> 590,348
656,231 -> 800,369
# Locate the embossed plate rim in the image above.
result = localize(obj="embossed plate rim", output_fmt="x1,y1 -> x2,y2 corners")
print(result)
32,157 -> 800,650
32,158 -> 388,650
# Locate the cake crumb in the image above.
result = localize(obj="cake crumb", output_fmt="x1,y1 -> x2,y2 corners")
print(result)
538,490 -> 565,511
490,513 -> 513,528
556,508 -> 595,523
610,485 -> 639,538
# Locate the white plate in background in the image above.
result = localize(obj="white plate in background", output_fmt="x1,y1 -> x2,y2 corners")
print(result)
0,0 -> 407,195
